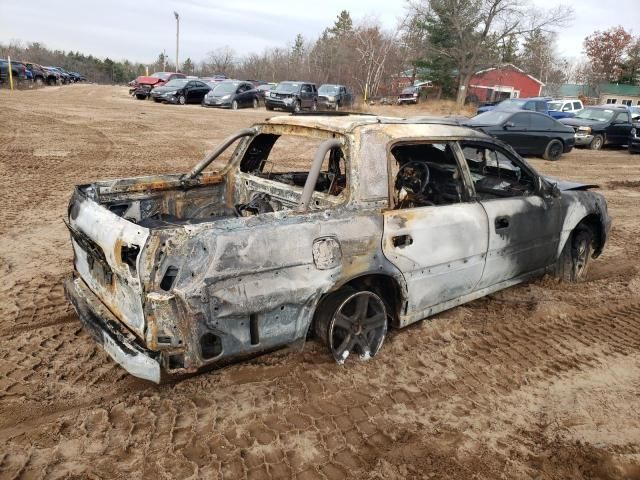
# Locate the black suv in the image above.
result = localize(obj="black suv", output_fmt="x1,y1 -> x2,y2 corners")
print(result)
265,81 -> 318,112
317,84 -> 353,110
560,105 -> 635,150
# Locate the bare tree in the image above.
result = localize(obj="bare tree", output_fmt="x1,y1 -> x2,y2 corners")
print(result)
407,0 -> 573,105
351,21 -> 400,99
205,46 -> 236,76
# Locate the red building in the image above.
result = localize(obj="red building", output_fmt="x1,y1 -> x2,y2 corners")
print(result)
468,64 -> 544,103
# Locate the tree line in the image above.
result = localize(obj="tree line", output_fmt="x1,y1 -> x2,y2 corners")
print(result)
2,2 -> 639,104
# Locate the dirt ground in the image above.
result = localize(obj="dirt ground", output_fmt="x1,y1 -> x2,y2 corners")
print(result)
1,84 -> 640,480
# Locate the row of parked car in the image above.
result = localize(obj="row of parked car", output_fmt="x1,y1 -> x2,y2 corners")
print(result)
465,97 -> 640,160
0,59 -> 85,87
128,71 -> 355,111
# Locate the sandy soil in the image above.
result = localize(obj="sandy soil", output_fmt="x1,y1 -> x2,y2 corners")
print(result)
1,85 -> 639,480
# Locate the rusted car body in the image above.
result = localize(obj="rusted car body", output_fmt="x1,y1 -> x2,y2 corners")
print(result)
64,114 -> 611,382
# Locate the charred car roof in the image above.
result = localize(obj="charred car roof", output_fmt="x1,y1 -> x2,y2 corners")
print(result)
263,114 -> 488,138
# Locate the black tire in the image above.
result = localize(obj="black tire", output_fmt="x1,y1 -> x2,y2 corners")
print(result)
589,134 -> 604,150
153,97 -> 162,103
334,102 -> 339,111
555,226 -> 594,282
543,139 -> 564,161
252,98 -> 258,109
293,100 -> 301,113
232,99 -> 238,110
135,94 -> 147,100
265,104 -> 273,111
311,101 -> 317,112
314,288 -> 387,364
178,94 -> 186,105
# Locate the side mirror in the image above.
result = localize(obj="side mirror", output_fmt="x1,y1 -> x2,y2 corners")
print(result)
503,121 -> 515,130
541,180 -> 561,199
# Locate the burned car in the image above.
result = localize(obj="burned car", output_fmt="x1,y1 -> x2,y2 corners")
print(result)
64,114 -> 611,382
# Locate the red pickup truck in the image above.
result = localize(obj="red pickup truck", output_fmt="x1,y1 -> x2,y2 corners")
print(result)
128,71 -> 186,99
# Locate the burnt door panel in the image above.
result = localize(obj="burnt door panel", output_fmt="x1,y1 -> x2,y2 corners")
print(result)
476,195 -> 562,288
382,203 -> 489,315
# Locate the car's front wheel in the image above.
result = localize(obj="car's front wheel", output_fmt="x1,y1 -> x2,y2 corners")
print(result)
314,288 -> 387,364
252,98 -> 258,109
589,134 -> 604,150
135,94 -> 146,100
232,100 -> 239,110
178,94 -> 186,105
555,226 -> 594,282
543,139 -> 564,161
293,100 -> 301,113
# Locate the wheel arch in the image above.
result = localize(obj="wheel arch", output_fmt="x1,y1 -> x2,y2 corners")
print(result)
318,272 -> 406,328
557,212 -> 606,261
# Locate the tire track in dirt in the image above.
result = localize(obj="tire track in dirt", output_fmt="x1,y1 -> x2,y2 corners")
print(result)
2,297 -> 639,479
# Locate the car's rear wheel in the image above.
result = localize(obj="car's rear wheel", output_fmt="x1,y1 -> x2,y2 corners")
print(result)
314,288 -> 387,364
311,101 -> 317,112
555,226 -> 594,282
178,94 -> 186,105
589,134 -> 604,150
543,139 -> 564,161
252,98 -> 258,109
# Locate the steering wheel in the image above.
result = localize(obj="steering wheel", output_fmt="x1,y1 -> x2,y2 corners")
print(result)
396,161 -> 430,195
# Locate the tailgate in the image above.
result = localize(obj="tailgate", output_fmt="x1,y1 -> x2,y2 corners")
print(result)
68,196 -> 150,339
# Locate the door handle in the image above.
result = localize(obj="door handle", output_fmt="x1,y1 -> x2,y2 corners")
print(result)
392,234 -> 413,248
495,216 -> 510,231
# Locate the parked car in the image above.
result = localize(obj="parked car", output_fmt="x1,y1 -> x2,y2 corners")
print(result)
398,86 -> 421,105
465,109 -> 575,160
629,106 -> 640,122
202,80 -> 259,109
0,58 -> 27,85
24,63 -> 47,85
43,66 -> 61,85
129,72 -> 186,100
150,78 -> 211,105
68,71 -> 86,82
46,67 -> 72,84
63,114 -> 610,382
255,83 -> 275,103
318,84 -> 353,110
476,97 -> 570,120
548,99 -> 583,118
560,105 -> 635,150
265,81 -> 318,112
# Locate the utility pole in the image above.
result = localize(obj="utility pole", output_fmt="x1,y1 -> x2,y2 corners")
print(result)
174,11 -> 180,72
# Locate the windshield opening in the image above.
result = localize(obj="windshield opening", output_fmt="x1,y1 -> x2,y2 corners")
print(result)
574,108 -> 615,122
319,85 -> 339,95
213,82 -> 240,95
152,72 -> 170,80
275,82 -> 299,94
548,101 -> 562,111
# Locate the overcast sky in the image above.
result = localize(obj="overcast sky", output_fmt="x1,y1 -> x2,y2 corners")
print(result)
0,0 -> 638,64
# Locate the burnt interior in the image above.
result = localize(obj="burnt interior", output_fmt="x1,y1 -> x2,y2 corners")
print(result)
87,133 -> 346,229
391,143 -> 465,209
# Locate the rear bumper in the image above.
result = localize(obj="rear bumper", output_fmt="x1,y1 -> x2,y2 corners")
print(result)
64,275 -> 161,383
